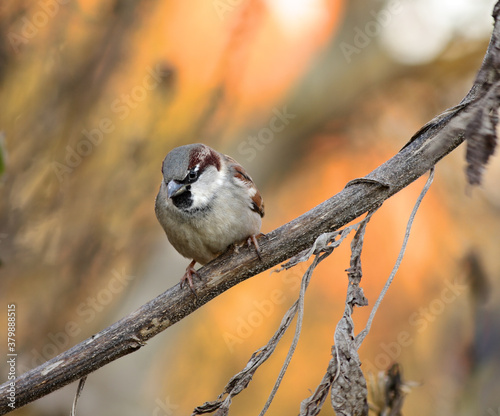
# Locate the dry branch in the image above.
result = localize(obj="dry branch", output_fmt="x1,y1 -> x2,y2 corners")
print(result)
2,2 -> 500,414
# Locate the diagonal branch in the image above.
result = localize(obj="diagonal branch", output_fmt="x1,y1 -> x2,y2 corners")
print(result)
2,2 -> 500,413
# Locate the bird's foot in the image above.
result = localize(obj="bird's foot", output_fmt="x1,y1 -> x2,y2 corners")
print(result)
180,259 -> 199,295
247,233 -> 264,260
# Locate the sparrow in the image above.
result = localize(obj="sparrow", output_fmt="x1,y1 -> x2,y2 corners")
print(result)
155,143 -> 265,293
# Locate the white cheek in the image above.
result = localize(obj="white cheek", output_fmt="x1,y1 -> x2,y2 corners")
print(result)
190,168 -> 224,208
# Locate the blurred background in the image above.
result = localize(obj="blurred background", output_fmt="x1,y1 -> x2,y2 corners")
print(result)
1,0 -> 500,415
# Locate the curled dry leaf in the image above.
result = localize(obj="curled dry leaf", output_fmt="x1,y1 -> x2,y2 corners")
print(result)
465,83 -> 500,185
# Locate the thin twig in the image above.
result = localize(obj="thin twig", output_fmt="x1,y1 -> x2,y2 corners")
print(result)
70,376 -> 87,416
356,168 -> 435,347
259,254 -> 326,415
192,288 -> 303,414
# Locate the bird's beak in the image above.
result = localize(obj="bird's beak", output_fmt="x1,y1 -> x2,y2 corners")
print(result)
167,180 -> 186,198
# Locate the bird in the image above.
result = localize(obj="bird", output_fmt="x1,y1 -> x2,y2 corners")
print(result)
155,143 -> 265,293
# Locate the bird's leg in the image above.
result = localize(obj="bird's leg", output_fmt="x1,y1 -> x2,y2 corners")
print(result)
180,259 -> 199,295
247,234 -> 262,260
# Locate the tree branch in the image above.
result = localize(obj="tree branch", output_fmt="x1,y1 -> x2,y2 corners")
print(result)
2,2 -> 500,413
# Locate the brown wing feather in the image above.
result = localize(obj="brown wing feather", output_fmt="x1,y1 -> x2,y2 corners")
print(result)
224,155 -> 265,218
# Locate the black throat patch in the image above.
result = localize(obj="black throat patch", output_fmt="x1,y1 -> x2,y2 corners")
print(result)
171,190 -> 193,210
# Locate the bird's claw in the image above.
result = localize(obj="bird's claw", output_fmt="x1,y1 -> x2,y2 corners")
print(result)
247,234 -> 263,261
180,259 -> 199,296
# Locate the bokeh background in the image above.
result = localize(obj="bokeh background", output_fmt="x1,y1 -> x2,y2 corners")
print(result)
1,0 -> 500,415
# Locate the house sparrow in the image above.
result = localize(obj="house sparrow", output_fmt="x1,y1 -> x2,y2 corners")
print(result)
155,143 -> 264,292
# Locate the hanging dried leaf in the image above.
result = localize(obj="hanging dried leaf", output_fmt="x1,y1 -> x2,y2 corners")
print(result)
465,83 -> 500,185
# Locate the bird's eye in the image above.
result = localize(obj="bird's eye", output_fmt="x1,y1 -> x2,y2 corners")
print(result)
187,169 -> 198,182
